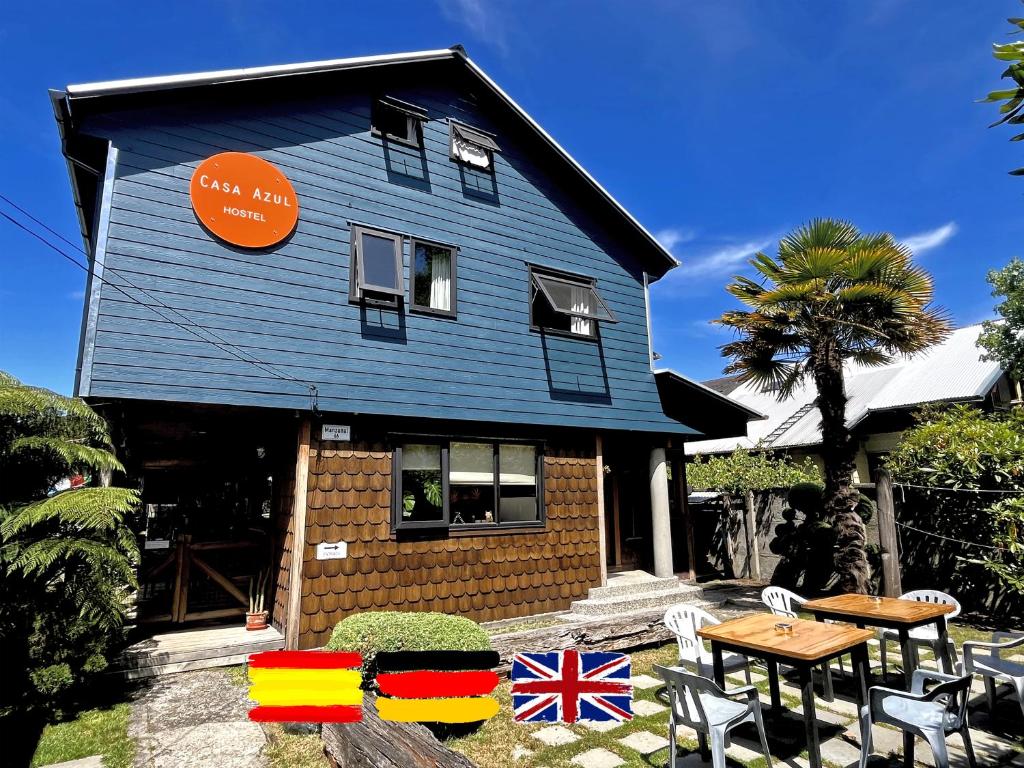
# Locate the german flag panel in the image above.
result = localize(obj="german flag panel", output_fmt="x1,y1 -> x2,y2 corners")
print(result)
374,650 -> 500,724
248,650 -> 363,723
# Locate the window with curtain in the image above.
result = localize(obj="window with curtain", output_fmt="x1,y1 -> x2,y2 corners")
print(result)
529,266 -> 617,338
449,121 -> 500,172
411,240 -> 456,316
449,442 -> 495,525
392,440 -> 543,530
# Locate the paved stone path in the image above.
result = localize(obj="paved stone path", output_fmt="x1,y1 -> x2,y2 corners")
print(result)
128,668 -> 267,768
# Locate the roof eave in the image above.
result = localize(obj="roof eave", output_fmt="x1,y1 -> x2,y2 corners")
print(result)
653,368 -> 766,421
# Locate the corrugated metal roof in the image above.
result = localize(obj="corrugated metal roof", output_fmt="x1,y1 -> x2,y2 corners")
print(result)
686,324 -> 1004,455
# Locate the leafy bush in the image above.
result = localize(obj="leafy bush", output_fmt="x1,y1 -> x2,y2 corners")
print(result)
885,404 -> 1024,490
326,611 -> 492,683
975,496 -> 1024,598
687,448 -> 820,493
886,405 -> 1024,610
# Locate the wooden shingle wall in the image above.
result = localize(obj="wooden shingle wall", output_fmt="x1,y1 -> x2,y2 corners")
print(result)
298,436 -> 601,648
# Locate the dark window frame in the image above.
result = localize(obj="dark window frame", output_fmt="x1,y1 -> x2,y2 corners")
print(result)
349,225 -> 405,306
448,119 -> 501,174
409,238 -> 459,319
528,264 -> 615,341
391,437 -> 545,533
371,96 -> 428,149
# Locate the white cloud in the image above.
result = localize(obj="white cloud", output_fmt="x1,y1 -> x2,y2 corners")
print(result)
674,239 -> 772,280
654,227 -> 696,252
68,289 -> 85,301
899,222 -> 957,256
437,0 -> 510,55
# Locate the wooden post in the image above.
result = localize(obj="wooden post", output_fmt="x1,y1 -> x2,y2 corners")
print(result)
744,490 -> 762,581
595,434 -> 608,587
672,452 -> 697,581
875,469 -> 902,597
285,418 -> 312,650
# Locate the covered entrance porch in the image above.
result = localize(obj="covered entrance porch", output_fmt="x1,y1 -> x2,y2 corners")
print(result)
99,402 -> 299,671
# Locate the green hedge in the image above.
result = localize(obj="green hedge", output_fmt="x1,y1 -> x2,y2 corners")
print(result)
326,612 -> 491,679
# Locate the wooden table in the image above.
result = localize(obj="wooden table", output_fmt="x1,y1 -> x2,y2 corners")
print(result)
803,594 -> 956,678
698,613 -> 873,768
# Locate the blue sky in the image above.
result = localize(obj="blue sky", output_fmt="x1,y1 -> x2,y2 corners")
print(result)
1,1 -> 1021,394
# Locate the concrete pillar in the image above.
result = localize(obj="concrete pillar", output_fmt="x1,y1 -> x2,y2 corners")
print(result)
649,447 -> 673,578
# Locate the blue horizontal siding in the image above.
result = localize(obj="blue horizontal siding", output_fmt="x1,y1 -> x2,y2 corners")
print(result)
79,81 -> 689,434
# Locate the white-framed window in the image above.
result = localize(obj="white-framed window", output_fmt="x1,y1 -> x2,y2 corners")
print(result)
449,120 -> 500,172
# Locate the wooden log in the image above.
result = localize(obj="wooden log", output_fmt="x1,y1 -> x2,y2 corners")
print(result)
875,469 -> 903,597
488,608 -> 673,675
322,694 -> 477,768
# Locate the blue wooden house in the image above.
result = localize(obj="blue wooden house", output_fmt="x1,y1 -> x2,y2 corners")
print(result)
52,47 -> 757,649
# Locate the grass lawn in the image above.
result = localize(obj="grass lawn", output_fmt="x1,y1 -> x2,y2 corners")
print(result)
30,703 -> 133,768
262,722 -> 331,768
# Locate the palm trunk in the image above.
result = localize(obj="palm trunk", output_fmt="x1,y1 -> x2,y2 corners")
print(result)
811,346 -> 871,593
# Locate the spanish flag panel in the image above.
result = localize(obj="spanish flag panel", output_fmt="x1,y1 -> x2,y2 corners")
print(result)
248,650 -> 363,723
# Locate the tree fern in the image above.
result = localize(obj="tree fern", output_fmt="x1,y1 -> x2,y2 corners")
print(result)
0,371 -> 139,711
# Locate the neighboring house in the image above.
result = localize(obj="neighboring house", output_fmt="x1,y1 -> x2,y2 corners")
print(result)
686,324 -> 1020,481
52,47 -> 756,649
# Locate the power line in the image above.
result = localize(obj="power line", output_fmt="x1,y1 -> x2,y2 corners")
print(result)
892,487 -> 1019,499
894,520 -> 1005,552
0,197 -> 316,399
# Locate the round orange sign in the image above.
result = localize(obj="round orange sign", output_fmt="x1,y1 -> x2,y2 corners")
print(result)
189,152 -> 299,248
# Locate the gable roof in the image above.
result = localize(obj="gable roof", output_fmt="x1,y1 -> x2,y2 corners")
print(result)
685,324 -> 1006,455
50,45 -> 677,276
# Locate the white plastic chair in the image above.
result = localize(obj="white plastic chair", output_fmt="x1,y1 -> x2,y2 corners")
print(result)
879,589 -> 961,677
858,666 -> 977,768
761,586 -> 846,679
963,631 -> 1024,720
655,663 -> 772,768
664,604 -> 752,684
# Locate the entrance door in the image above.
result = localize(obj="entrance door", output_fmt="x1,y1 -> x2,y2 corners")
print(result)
136,461 -> 275,625
602,447 -> 652,572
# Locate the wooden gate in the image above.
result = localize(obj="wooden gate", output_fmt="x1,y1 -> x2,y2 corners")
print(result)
140,534 -> 262,623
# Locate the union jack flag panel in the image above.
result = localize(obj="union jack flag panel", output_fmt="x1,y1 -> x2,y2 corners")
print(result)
511,650 -> 632,723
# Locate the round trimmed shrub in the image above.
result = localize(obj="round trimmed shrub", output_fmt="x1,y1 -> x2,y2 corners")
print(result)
326,611 -> 492,684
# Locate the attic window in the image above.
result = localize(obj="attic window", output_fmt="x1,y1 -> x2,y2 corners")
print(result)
372,97 -> 428,147
449,121 -> 500,171
529,267 -> 617,338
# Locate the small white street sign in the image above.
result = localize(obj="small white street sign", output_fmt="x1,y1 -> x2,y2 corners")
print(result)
316,541 -> 348,560
321,424 -> 351,441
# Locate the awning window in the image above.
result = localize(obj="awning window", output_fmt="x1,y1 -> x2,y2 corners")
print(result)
531,272 -> 617,324
449,121 -> 501,170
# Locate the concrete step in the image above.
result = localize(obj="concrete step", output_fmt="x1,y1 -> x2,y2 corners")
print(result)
570,583 -> 706,616
587,571 -> 683,600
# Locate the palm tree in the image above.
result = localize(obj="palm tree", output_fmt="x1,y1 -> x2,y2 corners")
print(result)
717,219 -> 950,593
0,371 -> 138,713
